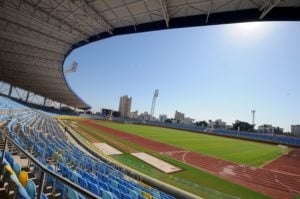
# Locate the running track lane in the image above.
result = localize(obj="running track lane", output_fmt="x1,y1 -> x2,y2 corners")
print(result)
262,149 -> 300,175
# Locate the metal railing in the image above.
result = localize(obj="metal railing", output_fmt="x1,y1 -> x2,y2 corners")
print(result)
0,130 -> 100,199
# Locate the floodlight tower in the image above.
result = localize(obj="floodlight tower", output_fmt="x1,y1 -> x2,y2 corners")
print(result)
150,89 -> 159,120
64,61 -> 78,75
251,110 -> 256,126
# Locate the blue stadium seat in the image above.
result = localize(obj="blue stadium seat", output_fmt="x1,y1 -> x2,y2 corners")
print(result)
65,186 -> 79,199
25,179 -> 36,199
13,163 -> 21,177
88,181 -> 100,195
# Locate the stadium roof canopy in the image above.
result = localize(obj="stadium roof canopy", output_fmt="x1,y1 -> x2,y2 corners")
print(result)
0,0 -> 299,109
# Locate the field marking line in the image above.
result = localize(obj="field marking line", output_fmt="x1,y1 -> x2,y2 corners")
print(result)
260,151 -> 291,168
182,151 -> 190,163
274,175 -> 300,194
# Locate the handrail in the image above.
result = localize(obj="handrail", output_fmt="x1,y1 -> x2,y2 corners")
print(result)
0,130 -> 100,199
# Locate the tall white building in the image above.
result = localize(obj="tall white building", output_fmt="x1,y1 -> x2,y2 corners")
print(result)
119,95 -> 132,118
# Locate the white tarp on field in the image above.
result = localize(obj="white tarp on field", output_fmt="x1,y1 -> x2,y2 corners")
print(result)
93,143 -> 123,155
131,152 -> 181,173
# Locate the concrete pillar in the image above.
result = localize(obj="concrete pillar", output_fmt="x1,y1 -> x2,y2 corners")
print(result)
43,97 -> 47,106
26,92 -> 30,102
8,85 -> 13,96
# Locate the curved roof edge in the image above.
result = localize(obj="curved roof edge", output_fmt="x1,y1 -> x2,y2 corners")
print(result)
67,7 -> 300,54
61,67 -> 91,110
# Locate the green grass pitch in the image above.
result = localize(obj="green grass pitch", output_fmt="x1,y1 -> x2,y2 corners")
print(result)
97,121 -> 286,167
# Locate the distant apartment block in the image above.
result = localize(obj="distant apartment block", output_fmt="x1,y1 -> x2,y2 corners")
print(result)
119,95 -> 132,118
258,124 -> 283,134
174,111 -> 184,121
291,125 -> 300,135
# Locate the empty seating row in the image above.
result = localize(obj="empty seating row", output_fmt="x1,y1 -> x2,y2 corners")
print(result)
0,96 -> 175,199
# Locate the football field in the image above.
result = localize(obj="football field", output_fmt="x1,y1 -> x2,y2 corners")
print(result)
95,120 -> 286,167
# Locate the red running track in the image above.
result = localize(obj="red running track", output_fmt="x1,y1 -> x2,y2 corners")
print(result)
81,120 -> 300,199
262,149 -> 300,176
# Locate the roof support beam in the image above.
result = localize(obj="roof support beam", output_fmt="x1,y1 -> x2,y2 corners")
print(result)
259,0 -> 282,19
206,0 -> 213,23
159,0 -> 169,27
1,30 -> 67,55
9,3 -> 79,41
48,0 -> 69,17
0,15 -> 71,48
34,0 -> 43,14
0,38 -> 63,61
0,49 -> 60,63
71,0 -> 113,35
59,7 -> 81,25
20,0 -> 89,39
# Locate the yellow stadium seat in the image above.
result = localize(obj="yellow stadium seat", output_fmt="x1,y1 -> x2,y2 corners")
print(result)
4,165 -> 16,193
142,191 -> 152,199
5,165 -> 15,175
139,181 -> 152,190
19,171 -> 28,187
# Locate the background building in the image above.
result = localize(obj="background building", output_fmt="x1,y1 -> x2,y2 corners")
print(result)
129,110 -> 138,119
159,114 -> 167,122
291,125 -> 300,136
257,124 -> 283,134
174,111 -> 184,122
139,112 -> 151,121
208,119 -> 226,129
119,95 -> 132,118
182,117 -> 194,125
102,108 -> 113,117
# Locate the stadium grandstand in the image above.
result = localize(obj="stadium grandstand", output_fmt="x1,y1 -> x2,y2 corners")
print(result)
0,0 -> 300,199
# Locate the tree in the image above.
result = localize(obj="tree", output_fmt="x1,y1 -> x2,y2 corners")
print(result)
274,127 -> 283,134
196,121 -> 208,127
232,121 -> 254,132
165,119 -> 172,123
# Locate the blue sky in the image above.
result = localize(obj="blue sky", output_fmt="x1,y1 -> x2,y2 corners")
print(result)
65,22 -> 300,131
